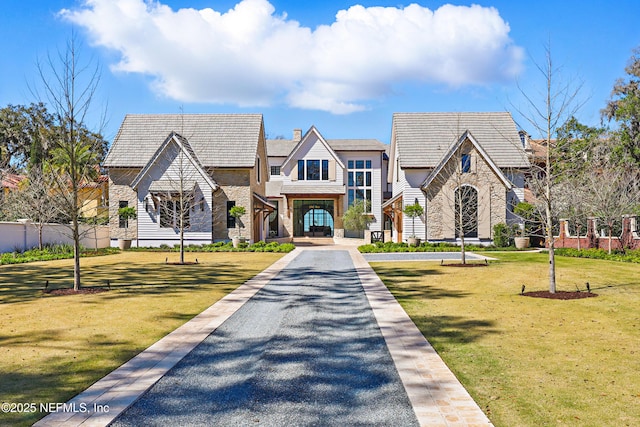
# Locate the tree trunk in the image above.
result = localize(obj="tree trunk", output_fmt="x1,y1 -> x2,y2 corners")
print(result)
608,224 -> 613,255
546,201 -> 556,293
73,217 -> 81,291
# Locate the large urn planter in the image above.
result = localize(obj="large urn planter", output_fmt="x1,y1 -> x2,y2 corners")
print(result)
118,239 -> 132,250
514,237 -> 530,249
408,237 -> 421,247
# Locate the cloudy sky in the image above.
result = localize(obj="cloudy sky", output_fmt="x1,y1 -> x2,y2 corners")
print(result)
1,0 -> 639,143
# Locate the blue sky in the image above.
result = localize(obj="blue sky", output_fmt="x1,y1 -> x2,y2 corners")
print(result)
1,0 -> 639,145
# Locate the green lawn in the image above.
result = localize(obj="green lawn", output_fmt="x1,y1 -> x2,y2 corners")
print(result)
372,253 -> 640,427
0,251 -> 283,426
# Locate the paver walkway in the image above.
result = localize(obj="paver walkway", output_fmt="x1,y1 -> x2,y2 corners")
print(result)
35,246 -> 492,427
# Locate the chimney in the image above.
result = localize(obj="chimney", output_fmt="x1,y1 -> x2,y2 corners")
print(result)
293,129 -> 302,142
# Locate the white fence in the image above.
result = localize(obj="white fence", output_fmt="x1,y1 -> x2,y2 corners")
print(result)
0,221 -> 110,253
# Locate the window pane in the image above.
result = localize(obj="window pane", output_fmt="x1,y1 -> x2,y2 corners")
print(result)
348,160 -> 354,169
348,189 -> 354,206
356,189 -> 364,201
366,171 -> 371,186
366,189 -> 372,211
227,201 -> 236,228
298,160 -> 305,180
462,154 -> 471,173
366,160 -> 371,169
270,166 -> 280,176
307,160 -> 320,180
356,160 -> 364,169
322,159 -> 329,180
348,172 -> 354,186
118,200 -> 128,228
356,171 -> 364,186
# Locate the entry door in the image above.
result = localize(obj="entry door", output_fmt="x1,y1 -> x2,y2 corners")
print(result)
293,200 -> 334,237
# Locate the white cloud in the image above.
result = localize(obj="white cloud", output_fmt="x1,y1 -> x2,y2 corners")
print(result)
62,0 -> 524,113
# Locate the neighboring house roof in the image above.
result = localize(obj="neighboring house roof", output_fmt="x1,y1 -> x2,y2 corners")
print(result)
105,114 -> 264,168
0,171 -> 25,189
130,132 -> 218,191
421,130 -> 513,190
392,112 -> 530,169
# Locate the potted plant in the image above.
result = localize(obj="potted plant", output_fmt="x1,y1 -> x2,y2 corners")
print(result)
514,202 -> 533,249
229,205 -> 246,248
117,206 -> 137,250
403,201 -> 424,246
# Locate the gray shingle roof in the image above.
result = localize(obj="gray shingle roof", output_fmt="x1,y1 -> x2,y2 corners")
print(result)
266,138 -> 386,157
392,112 -> 529,168
280,184 -> 346,195
327,139 -> 387,152
266,140 -> 298,157
105,114 -> 263,168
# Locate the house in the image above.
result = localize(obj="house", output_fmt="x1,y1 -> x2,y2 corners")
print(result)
385,112 -> 530,243
78,174 -> 109,220
265,127 -> 388,239
1,170 -> 24,198
104,114 -> 273,247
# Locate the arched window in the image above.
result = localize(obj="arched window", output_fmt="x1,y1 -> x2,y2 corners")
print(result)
455,185 -> 478,238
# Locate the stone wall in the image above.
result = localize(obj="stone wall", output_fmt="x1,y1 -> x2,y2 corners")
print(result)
108,168 -> 139,240
211,169 -> 252,241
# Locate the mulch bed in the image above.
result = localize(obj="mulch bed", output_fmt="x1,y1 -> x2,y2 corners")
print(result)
522,290 -> 598,300
44,288 -> 110,296
442,263 -> 489,267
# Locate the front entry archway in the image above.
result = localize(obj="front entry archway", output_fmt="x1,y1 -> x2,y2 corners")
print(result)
293,200 -> 334,237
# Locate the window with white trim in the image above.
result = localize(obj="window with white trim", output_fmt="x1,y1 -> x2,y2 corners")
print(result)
347,159 -> 372,213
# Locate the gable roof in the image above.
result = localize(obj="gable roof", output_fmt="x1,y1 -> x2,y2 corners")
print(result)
392,112 -> 529,169
281,126 -> 346,170
421,131 -> 513,190
105,114 -> 264,168
130,132 -> 218,191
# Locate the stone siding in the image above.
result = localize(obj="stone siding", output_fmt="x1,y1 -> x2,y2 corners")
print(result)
108,168 -> 140,240
212,169 -> 252,241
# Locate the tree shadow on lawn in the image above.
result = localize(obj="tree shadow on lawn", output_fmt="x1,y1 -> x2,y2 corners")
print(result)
0,261 -> 261,304
411,315 -> 499,345
0,336 -> 141,427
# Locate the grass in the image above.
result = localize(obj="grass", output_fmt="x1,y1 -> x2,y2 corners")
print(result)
0,251 -> 283,426
371,252 -> 640,427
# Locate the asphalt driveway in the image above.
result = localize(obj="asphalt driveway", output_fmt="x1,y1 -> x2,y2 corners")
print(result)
111,250 -> 419,426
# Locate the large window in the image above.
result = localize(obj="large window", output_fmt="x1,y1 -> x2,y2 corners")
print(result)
347,159 -> 373,213
227,201 -> 236,228
118,201 -> 128,228
306,160 -> 320,180
455,185 -> 478,238
158,196 -> 191,229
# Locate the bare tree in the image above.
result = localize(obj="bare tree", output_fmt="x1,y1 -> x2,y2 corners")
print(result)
143,131 -> 212,264
513,44 -> 585,293
3,168 -> 63,249
424,134 -> 499,264
35,35 -> 107,290
584,138 -> 640,254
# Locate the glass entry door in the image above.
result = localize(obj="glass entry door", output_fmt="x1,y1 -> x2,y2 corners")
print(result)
293,200 -> 334,237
